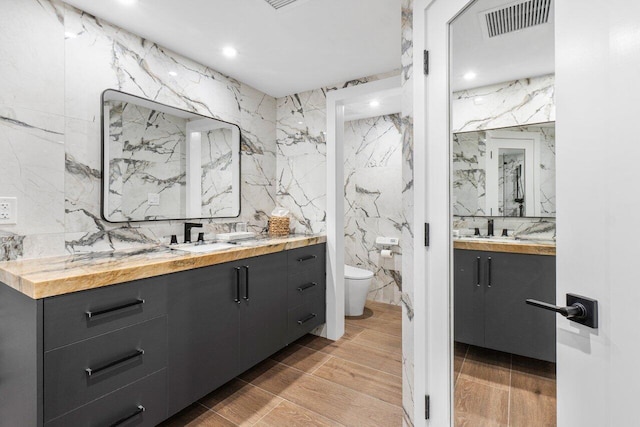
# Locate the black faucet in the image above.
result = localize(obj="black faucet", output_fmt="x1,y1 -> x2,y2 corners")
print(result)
487,219 -> 494,237
184,222 -> 203,243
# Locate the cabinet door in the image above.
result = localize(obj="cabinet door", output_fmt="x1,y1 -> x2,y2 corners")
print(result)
167,264 -> 240,416
454,250 -> 485,347
239,252 -> 288,371
484,252 -> 556,362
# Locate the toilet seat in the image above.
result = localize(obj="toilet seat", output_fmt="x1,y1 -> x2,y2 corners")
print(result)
345,265 -> 374,280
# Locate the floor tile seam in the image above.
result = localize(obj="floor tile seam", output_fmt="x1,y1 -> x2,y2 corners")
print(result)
196,401 -> 240,426
268,359 -> 404,410
456,374 -> 512,392
308,354 -> 335,375
274,395 -> 350,427
355,327 -> 403,341
348,336 -> 402,357
248,399 -> 281,426
204,378 -> 285,411
322,350 -> 403,379
298,340 -> 402,360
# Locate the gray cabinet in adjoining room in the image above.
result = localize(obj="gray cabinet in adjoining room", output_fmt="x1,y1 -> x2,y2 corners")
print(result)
454,248 -> 556,362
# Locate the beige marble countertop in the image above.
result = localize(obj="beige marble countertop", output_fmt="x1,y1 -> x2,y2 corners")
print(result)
0,234 -> 326,299
453,237 -> 556,256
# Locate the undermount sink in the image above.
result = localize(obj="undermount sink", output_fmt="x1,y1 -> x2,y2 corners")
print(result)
171,242 -> 237,253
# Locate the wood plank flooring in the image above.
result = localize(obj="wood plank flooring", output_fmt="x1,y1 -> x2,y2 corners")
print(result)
454,342 -> 557,427
160,301 -> 403,427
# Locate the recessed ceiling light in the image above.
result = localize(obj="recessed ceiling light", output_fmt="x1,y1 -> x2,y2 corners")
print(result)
118,0 -> 137,5
369,100 -> 380,108
474,97 -> 484,104
297,121 -> 304,125
463,71 -> 477,81
64,31 -> 77,39
168,71 -> 178,77
222,46 -> 238,58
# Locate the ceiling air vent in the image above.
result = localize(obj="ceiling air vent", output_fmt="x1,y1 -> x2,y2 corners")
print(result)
263,0 -> 302,10
481,0 -> 552,38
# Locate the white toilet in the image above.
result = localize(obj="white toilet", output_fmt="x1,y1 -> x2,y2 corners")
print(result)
344,265 -> 374,316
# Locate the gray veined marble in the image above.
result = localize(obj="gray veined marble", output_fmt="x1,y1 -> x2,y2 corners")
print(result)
344,114 -> 403,305
1,0 -> 279,259
400,0 -> 415,425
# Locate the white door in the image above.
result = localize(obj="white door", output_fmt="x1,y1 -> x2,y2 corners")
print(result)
414,0 -> 640,425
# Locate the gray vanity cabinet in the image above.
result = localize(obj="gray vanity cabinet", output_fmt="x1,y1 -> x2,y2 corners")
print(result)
167,251 -> 288,417
0,243 -> 326,426
238,253 -> 288,371
167,263 -> 241,416
454,249 -> 556,362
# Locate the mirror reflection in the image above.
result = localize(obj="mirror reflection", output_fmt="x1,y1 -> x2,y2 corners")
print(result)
452,122 -> 555,218
101,90 -> 240,222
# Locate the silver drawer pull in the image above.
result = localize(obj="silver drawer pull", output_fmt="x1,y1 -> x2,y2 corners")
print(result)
297,255 -> 317,263
86,349 -> 144,377
297,282 -> 318,292
297,313 -> 317,325
109,405 -> 145,427
86,299 -> 145,319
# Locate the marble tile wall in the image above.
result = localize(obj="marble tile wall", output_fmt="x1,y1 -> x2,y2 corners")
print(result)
0,0 -> 278,260
452,75 -> 557,239
400,0 -> 415,425
275,71 -> 399,235
452,74 -> 556,133
344,114 -> 403,305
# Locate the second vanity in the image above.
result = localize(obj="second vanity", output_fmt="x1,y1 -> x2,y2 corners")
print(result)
453,237 -> 556,362
0,235 -> 326,426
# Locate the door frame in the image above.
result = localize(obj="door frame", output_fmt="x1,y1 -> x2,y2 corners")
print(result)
325,76 -> 402,341
413,0 -> 478,425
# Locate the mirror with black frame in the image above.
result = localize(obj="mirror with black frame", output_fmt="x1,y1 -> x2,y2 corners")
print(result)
101,90 -> 241,222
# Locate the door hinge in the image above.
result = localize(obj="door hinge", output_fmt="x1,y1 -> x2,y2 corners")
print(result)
425,223 -> 430,247
423,50 -> 429,75
425,395 -> 430,419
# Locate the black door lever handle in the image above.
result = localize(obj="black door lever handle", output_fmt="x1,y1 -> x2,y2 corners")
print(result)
526,293 -> 598,328
526,299 -> 586,319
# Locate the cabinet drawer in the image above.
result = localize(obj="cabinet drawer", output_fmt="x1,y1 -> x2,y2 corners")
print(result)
43,275 -> 168,351
44,316 -> 167,422
288,273 -> 325,309
287,291 -> 326,344
45,370 -> 167,427
287,244 -> 325,277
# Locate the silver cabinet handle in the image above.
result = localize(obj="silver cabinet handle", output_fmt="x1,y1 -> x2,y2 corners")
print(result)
297,313 -> 317,325
297,282 -> 318,292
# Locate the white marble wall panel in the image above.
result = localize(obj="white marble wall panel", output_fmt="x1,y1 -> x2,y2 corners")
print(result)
452,74 -> 556,133
275,71 -> 400,235
343,115 -> 403,305
401,0 -> 415,425
1,0 -> 278,259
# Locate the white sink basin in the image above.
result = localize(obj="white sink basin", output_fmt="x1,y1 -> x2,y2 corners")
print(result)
172,242 -> 237,253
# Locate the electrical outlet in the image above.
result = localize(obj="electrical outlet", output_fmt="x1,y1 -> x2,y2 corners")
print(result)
0,197 -> 17,225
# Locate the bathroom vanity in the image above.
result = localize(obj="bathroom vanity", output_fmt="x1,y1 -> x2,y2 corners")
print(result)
453,238 -> 556,362
0,235 -> 326,426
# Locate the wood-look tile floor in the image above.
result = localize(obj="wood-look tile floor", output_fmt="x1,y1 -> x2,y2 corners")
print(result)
454,342 -> 557,427
160,301 -> 403,427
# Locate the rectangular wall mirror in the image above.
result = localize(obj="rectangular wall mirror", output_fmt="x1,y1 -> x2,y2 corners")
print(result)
452,122 -> 555,218
101,89 -> 241,222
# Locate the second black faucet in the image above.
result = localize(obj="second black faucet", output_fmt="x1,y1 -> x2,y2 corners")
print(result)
184,222 -> 203,243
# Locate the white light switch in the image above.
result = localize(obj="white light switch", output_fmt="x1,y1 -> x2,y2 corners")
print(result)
0,197 -> 17,225
147,193 -> 160,206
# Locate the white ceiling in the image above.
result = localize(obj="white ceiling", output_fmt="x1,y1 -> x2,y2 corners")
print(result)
61,0 -> 401,98
451,0 -> 555,91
